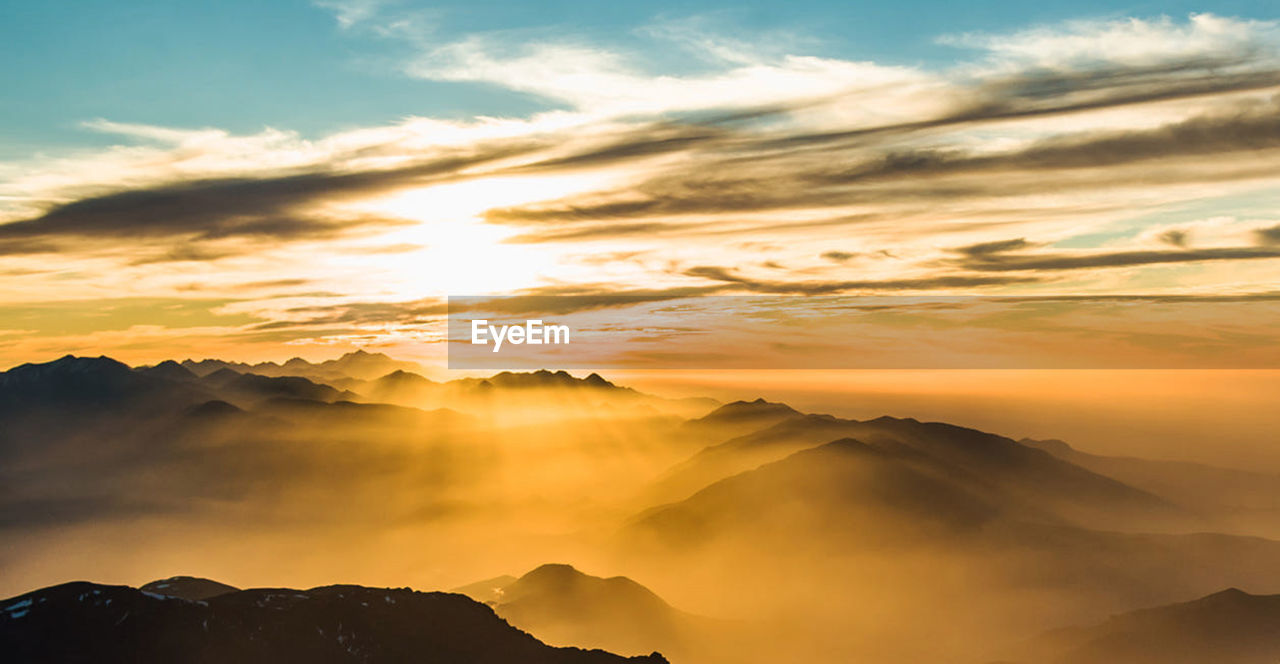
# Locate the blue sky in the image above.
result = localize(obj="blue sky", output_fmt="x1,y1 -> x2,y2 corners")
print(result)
3,0 -> 1276,157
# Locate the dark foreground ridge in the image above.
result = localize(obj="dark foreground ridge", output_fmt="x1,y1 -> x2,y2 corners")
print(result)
0,581 -> 670,664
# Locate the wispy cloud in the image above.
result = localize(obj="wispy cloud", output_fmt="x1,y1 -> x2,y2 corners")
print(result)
941,13 -> 1280,69
312,0 -> 394,30
950,243 -> 1280,272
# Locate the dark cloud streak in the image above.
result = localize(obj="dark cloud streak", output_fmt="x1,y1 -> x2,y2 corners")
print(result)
684,265 -> 1040,293
486,93 -> 1280,227
957,246 -> 1280,271
0,143 -> 542,256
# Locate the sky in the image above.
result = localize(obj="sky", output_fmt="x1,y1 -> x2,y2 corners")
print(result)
2,1 -> 1280,366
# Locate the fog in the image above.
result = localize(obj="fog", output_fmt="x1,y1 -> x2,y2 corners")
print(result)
3,358 -> 1280,663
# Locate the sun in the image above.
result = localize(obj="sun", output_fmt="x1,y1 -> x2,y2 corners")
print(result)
342,173 -> 621,296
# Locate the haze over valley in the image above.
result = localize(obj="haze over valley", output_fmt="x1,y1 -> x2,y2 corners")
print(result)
3,352 -> 1280,663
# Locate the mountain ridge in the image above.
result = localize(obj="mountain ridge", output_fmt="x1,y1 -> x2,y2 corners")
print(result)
0,580 -> 670,664
1012,586 -> 1280,664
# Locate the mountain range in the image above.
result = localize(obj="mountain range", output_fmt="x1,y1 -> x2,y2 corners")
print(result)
4,351 -> 1280,663
177,350 -> 422,382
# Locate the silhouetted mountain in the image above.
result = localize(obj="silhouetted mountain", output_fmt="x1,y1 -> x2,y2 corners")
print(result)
378,369 -> 436,386
0,581 -> 668,664
501,564 -> 675,625
139,576 -> 239,601
649,412 -> 848,502
129,353 -> 713,420
199,366 -> 245,387
0,355 -> 201,411
454,575 -> 519,605
458,370 -> 634,393
136,360 -> 198,382
0,355 -> 215,453
650,410 -> 1184,531
636,437 -> 1006,548
680,398 -> 803,440
182,350 -> 421,383
345,369 -> 714,422
630,433 -> 1280,643
315,349 -> 421,381
1012,587 -> 1280,664
204,372 -> 356,405
358,370 -> 440,404
182,399 -> 244,419
458,564 -> 709,660
1024,437 -> 1280,537
180,358 -> 251,377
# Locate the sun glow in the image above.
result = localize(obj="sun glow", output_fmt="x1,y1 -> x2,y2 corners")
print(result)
346,172 -> 624,296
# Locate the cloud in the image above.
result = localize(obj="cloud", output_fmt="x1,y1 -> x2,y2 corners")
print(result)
483,89 -> 1280,229
953,238 -> 1035,256
955,246 -> 1280,272
0,143 -> 540,255
404,31 -> 928,117
127,245 -> 243,266
1254,224 -> 1280,246
342,242 -> 425,254
942,13 -> 1280,69
505,221 -> 701,244
0,237 -> 59,256
450,286 -> 727,315
1158,229 -> 1190,247
684,265 -> 1039,294
820,251 -> 858,263
642,17 -> 801,64
274,298 -> 448,329
813,93 -> 1280,178
312,0 -> 393,29
270,285 -> 732,325
511,122 -> 728,171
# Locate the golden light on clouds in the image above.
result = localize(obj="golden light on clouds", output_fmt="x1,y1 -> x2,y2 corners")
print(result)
2,13 -> 1280,363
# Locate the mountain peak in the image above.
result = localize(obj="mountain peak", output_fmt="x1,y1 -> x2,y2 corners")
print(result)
1021,437 -> 1076,456
584,372 -> 615,387
376,369 -> 433,383
497,563 -> 676,630
137,359 -> 198,381
1,354 -> 135,391
1196,587 -> 1255,605
201,367 -> 244,386
334,349 -> 386,363
48,354 -> 130,371
522,563 -> 584,581
479,370 -> 624,391
139,576 -> 239,601
698,398 -> 800,422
